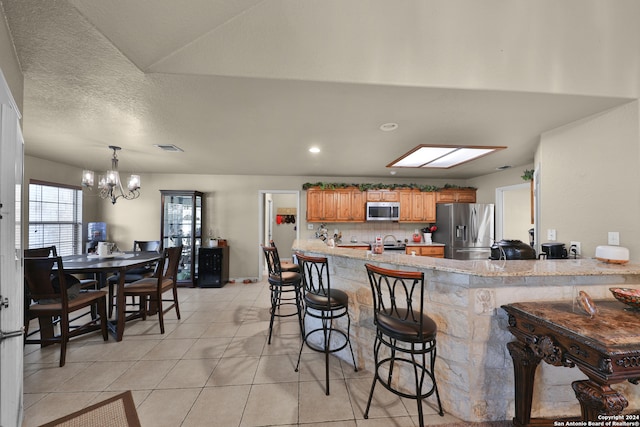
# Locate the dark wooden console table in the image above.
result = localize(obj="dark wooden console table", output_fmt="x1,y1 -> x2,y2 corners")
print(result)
502,300 -> 640,426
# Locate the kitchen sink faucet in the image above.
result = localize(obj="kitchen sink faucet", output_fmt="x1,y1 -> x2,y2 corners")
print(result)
383,235 -> 397,245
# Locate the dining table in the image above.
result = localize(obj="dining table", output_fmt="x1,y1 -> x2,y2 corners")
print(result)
61,251 -> 162,341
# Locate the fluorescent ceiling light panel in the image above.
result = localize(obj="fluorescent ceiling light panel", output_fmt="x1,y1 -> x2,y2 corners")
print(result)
391,147 -> 455,167
388,145 -> 505,169
154,144 -> 184,152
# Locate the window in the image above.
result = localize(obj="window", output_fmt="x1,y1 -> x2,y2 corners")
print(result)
28,181 -> 83,256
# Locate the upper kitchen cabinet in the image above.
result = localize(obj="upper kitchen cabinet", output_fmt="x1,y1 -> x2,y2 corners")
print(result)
399,190 -> 436,223
160,190 -> 203,286
306,187 -> 364,222
435,188 -> 476,203
366,189 -> 399,202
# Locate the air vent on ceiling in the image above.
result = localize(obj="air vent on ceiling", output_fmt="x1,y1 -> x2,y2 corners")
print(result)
153,144 -> 184,152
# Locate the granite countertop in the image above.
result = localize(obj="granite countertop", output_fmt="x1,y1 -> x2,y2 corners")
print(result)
293,239 -> 640,278
336,242 -> 445,247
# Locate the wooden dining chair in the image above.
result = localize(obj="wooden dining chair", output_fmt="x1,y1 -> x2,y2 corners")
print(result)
23,246 -> 98,337
107,240 -> 161,316
23,256 -> 108,367
116,246 -> 182,336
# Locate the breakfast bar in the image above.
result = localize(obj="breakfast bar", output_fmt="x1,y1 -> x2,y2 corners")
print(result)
292,239 -> 640,422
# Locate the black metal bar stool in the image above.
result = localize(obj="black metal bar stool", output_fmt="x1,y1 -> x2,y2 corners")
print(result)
261,244 -> 304,344
364,263 -> 444,426
269,239 -> 300,273
294,252 -> 357,395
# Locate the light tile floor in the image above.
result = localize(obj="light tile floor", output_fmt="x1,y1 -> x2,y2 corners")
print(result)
23,280 -> 464,426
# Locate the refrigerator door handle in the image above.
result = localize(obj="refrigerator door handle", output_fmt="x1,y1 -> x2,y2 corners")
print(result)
470,207 -> 477,243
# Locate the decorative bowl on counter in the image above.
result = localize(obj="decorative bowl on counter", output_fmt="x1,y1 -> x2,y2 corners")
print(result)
609,287 -> 640,310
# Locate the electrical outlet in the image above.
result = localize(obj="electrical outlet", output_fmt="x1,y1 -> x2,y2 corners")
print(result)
547,229 -> 556,241
608,231 -> 620,245
307,224 -> 314,230
570,241 -> 581,256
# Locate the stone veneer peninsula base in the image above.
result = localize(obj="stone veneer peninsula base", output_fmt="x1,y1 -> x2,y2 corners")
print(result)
292,239 -> 640,422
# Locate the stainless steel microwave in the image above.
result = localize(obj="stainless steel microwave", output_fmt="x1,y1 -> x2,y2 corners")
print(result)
366,202 -> 400,221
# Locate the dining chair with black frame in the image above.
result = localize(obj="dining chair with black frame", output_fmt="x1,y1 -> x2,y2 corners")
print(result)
23,256 -> 109,367
115,245 -> 182,338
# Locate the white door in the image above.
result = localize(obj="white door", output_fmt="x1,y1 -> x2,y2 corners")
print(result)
0,72 -> 24,427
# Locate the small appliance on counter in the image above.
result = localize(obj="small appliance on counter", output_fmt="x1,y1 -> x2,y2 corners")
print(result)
540,243 -> 568,259
595,245 -> 630,264
490,239 -> 537,260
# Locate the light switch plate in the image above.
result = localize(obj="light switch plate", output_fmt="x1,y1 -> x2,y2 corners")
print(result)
608,231 -> 620,245
547,229 -> 556,241
307,224 -> 314,230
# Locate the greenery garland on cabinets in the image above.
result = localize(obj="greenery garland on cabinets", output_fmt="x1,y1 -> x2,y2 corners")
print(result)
301,182 -> 475,192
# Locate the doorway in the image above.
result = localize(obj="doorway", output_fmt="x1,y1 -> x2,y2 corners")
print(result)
495,183 -> 533,244
257,190 -> 300,281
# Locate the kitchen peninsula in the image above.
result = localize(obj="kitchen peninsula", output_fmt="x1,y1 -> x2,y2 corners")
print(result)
292,239 -> 640,422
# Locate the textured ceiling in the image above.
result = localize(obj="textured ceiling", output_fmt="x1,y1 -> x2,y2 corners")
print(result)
3,0 -> 638,179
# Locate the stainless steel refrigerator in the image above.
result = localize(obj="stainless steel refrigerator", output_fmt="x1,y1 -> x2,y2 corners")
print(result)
436,203 -> 495,260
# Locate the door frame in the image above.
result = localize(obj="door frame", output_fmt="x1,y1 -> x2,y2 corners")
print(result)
495,182 -> 531,242
257,190 -> 300,281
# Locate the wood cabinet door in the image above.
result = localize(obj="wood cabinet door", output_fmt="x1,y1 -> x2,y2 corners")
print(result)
398,190 -> 412,221
366,190 -> 398,202
321,191 -> 338,221
405,245 -> 444,257
420,192 -> 436,222
420,246 -> 444,257
410,192 -> 425,221
436,189 -> 476,203
436,190 -> 456,203
399,190 -> 436,222
306,189 -> 325,221
456,189 -> 476,203
335,189 -> 354,221
307,188 -> 364,222
350,190 -> 365,221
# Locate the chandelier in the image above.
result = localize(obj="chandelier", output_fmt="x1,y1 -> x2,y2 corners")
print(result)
82,145 -> 141,204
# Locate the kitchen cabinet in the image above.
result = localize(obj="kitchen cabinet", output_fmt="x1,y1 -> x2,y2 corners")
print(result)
398,190 -> 436,222
405,245 -> 445,258
435,188 -> 476,203
198,246 -> 229,287
160,190 -> 203,286
337,189 -> 364,221
337,245 -> 369,250
306,187 -> 364,222
366,190 -> 399,202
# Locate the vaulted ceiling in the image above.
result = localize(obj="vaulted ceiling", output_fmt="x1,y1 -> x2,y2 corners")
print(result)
3,0 -> 639,179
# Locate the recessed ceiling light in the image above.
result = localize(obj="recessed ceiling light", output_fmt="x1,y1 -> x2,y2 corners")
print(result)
387,144 -> 506,169
309,147 -> 320,153
390,171 -> 397,175
379,123 -> 398,132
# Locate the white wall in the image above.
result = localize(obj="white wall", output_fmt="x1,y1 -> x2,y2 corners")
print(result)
537,100 -> 640,260
469,163 -> 533,204
502,184 -> 532,243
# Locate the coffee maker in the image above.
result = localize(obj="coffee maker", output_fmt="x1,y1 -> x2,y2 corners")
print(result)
540,242 -> 568,259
